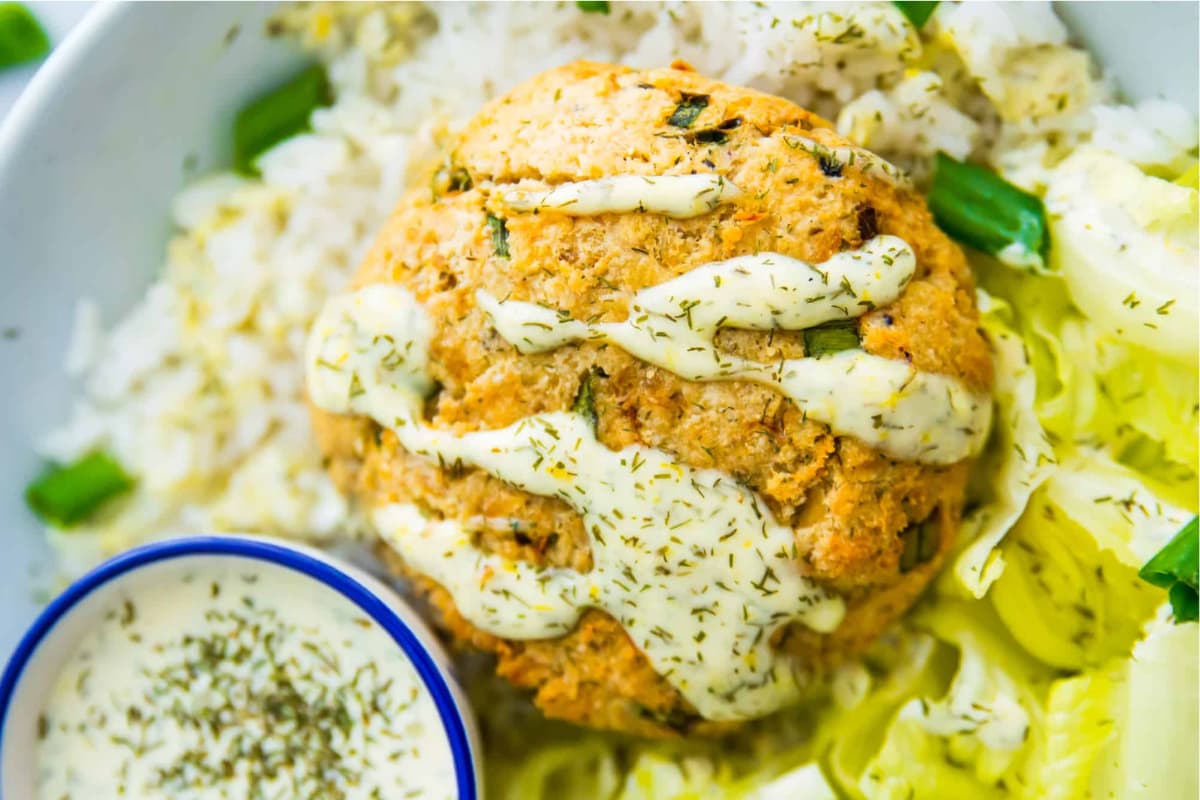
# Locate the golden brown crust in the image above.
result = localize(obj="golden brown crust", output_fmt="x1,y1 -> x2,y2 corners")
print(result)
312,61 -> 992,737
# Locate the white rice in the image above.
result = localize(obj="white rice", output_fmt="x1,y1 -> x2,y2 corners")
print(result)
40,1 -> 1197,574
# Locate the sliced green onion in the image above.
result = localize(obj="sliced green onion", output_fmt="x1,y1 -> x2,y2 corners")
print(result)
576,1 -> 610,13
26,452 -> 134,528
1139,516 -> 1198,623
928,152 -> 1049,268
0,3 -> 49,69
233,63 -> 332,174
571,369 -> 600,433
487,213 -> 511,259
803,319 -> 860,358
667,94 -> 709,129
899,520 -> 940,573
893,1 -> 939,30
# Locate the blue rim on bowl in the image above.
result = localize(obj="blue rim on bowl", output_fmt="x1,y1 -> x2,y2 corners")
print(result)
0,535 -> 479,800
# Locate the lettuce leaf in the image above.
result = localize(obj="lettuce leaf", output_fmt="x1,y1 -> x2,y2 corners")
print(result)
1044,146 -> 1199,363
950,291 -> 1057,597
822,633 -> 949,796
1022,671 -> 1116,800
988,452 -> 1188,668
976,257 -> 1199,499
849,603 -> 1053,798
1087,607 -> 1199,799
859,718 -> 1008,800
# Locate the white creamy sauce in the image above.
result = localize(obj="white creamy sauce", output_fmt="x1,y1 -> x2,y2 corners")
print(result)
307,286 -> 845,720
781,135 -> 911,187
37,558 -> 457,800
479,235 -> 990,464
500,174 -> 742,218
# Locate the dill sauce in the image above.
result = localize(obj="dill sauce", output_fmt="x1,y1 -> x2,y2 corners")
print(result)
35,558 -> 457,800
477,233 -> 990,464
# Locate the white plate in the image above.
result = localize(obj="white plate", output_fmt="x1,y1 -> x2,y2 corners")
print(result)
0,1 -> 1195,657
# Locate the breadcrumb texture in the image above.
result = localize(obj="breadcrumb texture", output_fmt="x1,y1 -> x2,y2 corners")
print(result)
312,61 -> 993,737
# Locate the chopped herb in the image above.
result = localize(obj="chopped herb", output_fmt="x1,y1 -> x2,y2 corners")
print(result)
233,63 -> 332,174
927,152 -> 1048,265
894,1 -> 939,29
717,117 -> 743,131
575,0 -> 610,12
26,451 -> 135,527
0,3 -> 49,69
803,319 -> 860,358
667,93 -> 709,128
1139,516 -> 1198,623
487,213 -> 511,258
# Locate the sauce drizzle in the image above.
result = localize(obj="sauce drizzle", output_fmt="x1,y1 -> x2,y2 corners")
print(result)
500,174 -> 741,218
479,235 -> 990,464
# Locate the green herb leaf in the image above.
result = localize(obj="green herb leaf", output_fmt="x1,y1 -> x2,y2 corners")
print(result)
0,3 -> 49,69
1139,516 -> 1198,623
575,0 -> 611,13
233,63 -> 332,175
803,319 -> 860,358
486,213 -> 510,259
667,93 -> 709,129
927,152 -> 1048,266
571,368 -> 601,434
26,452 -> 135,528
893,1 -> 939,29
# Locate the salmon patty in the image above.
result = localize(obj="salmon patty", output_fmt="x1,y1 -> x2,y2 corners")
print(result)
310,61 -> 993,737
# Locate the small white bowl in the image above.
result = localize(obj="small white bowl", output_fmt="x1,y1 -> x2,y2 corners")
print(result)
0,535 -> 483,799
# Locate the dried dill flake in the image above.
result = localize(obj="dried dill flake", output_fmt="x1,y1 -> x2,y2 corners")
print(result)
667,93 -> 709,128
575,0 -> 610,13
486,213 -> 511,258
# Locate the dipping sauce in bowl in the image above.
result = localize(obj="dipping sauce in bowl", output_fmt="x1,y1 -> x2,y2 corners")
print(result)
0,537 -> 479,800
